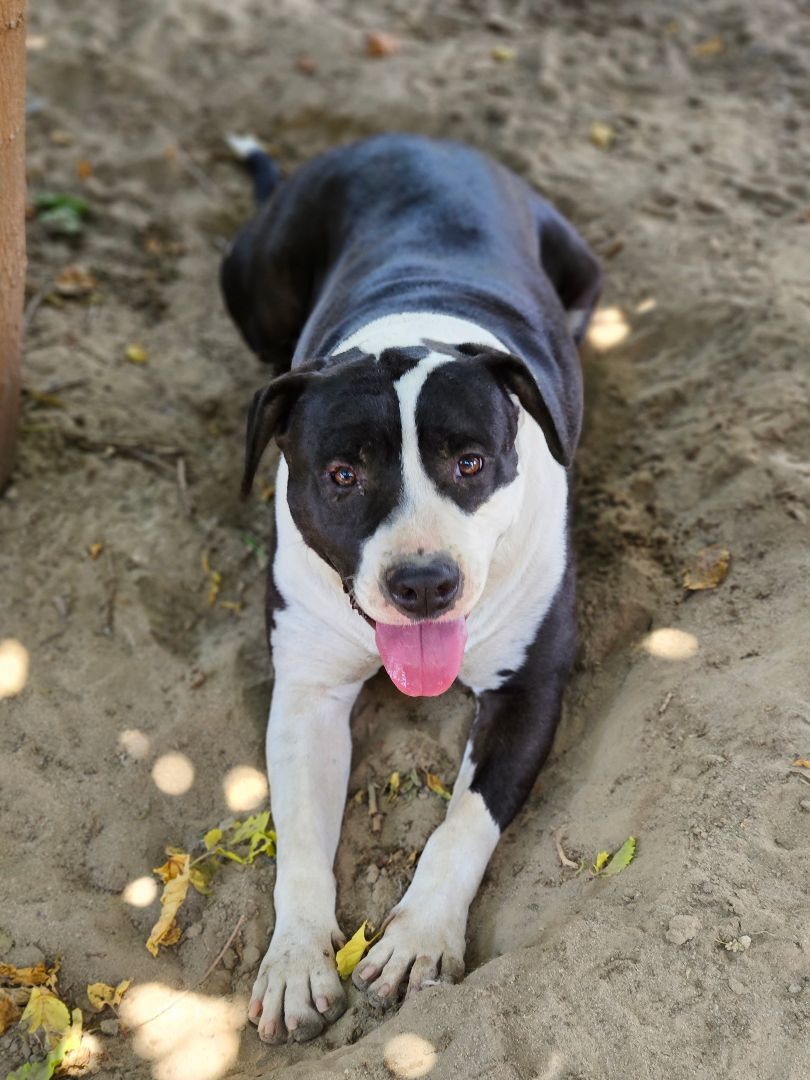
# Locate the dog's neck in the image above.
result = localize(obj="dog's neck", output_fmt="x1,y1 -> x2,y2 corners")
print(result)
334,311 -> 507,357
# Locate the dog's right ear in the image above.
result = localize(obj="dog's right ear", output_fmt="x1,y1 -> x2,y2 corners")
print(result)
242,369 -> 319,496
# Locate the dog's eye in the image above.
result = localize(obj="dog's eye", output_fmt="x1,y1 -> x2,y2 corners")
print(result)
330,464 -> 357,487
457,454 -> 484,478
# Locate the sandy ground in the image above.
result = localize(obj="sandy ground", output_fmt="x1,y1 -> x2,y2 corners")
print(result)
1,1 -> 809,1078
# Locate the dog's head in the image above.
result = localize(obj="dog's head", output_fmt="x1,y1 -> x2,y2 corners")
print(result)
243,342 -> 574,696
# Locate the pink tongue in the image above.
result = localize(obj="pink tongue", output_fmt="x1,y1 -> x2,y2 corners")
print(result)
375,618 -> 467,697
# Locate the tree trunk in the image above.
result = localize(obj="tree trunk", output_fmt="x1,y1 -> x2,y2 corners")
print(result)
0,2 -> 27,489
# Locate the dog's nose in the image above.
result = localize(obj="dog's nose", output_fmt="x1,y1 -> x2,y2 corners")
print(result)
385,560 -> 461,618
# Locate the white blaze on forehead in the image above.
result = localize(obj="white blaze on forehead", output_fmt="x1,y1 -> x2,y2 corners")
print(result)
334,311 -> 507,356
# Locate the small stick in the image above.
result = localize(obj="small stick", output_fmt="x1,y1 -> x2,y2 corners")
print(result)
127,914 -> 246,1032
23,287 -> 48,334
658,691 -> 674,716
552,828 -> 579,870
176,456 -> 193,516
790,771 -> 810,787
368,783 -> 382,833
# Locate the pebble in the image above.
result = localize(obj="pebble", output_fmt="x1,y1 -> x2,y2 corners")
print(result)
788,983 -> 802,995
100,1019 -> 120,1037
185,923 -> 203,939
666,914 -> 702,945
799,800 -> 810,812
365,865 -> 380,885
728,977 -> 746,995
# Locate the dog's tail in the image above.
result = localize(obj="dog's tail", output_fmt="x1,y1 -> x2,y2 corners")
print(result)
225,134 -> 280,203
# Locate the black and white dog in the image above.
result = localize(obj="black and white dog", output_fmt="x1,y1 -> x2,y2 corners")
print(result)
220,133 -> 602,1043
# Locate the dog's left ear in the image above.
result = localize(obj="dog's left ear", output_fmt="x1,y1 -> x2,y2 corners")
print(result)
457,344 -> 578,467
242,368 -> 319,496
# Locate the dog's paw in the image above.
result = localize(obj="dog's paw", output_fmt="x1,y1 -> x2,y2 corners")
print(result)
351,905 -> 465,1009
248,926 -> 346,1043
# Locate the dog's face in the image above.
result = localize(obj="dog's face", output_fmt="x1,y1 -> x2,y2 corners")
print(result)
243,343 -> 570,694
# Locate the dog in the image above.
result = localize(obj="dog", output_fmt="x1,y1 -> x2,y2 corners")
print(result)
220,133 -> 602,1043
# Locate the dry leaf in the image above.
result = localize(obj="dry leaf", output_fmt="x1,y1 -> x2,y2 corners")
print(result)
683,544 -> 730,590
125,344 -> 149,365
76,158 -> 93,181
792,759 -> 810,769
146,852 -> 190,956
590,121 -> 615,150
693,36 -> 725,57
87,979 -> 131,1012
491,45 -> 515,62
425,772 -> 452,801
366,31 -> 399,58
0,989 -> 21,1034
335,922 -> 380,979
88,542 -> 104,560
21,988 -> 71,1046
54,264 -> 96,297
0,961 -> 59,989
385,771 -> 400,803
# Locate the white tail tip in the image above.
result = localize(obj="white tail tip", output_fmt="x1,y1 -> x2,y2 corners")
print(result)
226,133 -> 264,160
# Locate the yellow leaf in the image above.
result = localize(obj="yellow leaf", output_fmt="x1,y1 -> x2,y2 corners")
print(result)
385,771 -> 400,803
491,45 -> 515,62
88,542 -> 104,561
203,828 -> 223,851
147,852 -> 190,956
125,344 -> 148,364
693,36 -> 725,57
590,121 -> 615,150
21,987 -> 71,1046
0,989 -> 21,1034
792,758 -> 810,769
425,772 -> 452,801
335,922 -> 381,979
87,979 -> 131,1012
0,960 -> 59,989
683,545 -> 730,591
593,851 -> 610,873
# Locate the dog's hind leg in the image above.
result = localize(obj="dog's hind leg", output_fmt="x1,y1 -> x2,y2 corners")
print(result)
532,197 -> 603,345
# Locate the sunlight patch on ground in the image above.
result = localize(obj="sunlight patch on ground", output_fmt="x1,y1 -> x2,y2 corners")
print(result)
152,752 -> 195,795
537,1050 -> 564,1079
223,765 -> 268,812
383,1032 -> 439,1078
119,728 -> 152,760
641,628 -> 699,660
586,305 -> 630,351
120,983 -> 246,1080
122,875 -> 159,907
0,638 -> 29,699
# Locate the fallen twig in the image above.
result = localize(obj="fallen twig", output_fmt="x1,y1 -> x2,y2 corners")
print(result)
127,914 -> 246,1033
176,457 -> 193,516
552,828 -> 579,870
658,691 -> 674,716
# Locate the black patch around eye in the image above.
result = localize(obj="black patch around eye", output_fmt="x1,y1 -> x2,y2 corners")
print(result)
282,351 -> 405,581
416,362 -> 519,513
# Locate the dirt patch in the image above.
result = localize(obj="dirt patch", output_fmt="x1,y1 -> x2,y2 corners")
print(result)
2,2 -> 808,1078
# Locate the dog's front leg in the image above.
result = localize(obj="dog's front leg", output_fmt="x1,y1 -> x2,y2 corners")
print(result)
249,668 -> 362,1043
353,570 -> 575,1008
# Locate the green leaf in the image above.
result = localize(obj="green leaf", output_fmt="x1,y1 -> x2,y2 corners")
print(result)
603,836 -> 637,876
34,192 -> 89,215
